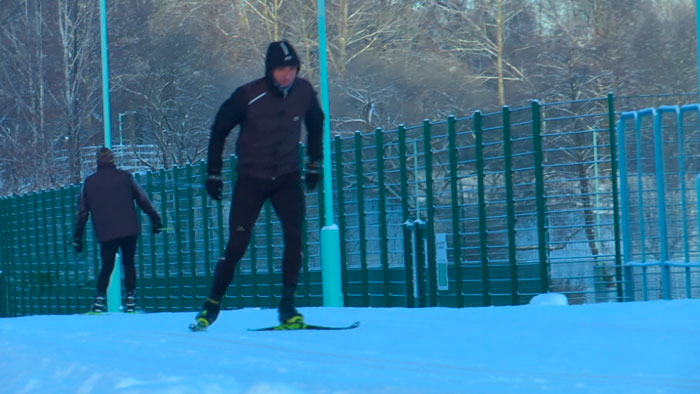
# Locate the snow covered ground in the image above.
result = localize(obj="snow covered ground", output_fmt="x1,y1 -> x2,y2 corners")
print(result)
1,296 -> 699,394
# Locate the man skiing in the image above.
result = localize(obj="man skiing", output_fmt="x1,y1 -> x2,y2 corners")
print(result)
73,147 -> 163,313
193,40 -> 323,329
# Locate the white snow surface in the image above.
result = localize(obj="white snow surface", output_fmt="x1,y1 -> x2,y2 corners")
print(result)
1,299 -> 699,394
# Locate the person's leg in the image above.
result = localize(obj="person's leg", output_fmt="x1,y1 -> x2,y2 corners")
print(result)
119,235 -> 139,311
97,239 -> 120,294
209,175 -> 269,299
270,172 -> 305,322
119,235 -> 139,293
92,239 -> 119,312
196,175 -> 270,326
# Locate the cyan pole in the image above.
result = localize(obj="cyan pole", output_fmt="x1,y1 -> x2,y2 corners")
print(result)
317,0 -> 343,307
100,0 -> 121,312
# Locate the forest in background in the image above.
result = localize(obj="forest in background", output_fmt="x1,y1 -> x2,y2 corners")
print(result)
0,0 -> 696,195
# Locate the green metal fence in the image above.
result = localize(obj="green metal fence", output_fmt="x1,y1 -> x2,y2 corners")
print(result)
1,93 -> 698,317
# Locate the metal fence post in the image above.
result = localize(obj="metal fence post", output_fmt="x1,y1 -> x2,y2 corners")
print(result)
447,115 -> 463,307
422,120 -> 438,305
414,219 -> 427,307
654,108 -> 671,300
146,171 -> 157,310
0,198 -> 7,317
159,169 -> 171,310
398,125 -> 415,307
607,93 -> 624,301
334,135 -> 348,301
354,131 -> 369,306
532,100 -> 550,293
503,106 -> 519,305
375,127 -> 391,306
174,166 -> 185,308
474,111 -> 491,306
186,165 -> 197,306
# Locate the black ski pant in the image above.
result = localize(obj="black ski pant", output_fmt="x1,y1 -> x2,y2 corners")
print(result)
210,171 -> 305,300
97,234 -> 138,295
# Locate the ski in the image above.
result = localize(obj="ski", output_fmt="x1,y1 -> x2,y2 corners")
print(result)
189,322 -> 208,332
248,321 -> 360,331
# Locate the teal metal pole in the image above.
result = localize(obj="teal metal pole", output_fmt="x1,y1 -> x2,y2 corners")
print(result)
697,0 -> 700,97
317,0 -> 343,307
100,0 -> 121,312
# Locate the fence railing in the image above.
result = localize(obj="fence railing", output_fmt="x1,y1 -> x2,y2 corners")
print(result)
617,105 -> 700,301
1,93 -> 699,316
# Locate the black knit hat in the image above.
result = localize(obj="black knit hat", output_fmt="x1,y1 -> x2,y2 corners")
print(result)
265,41 -> 300,75
96,147 -> 115,167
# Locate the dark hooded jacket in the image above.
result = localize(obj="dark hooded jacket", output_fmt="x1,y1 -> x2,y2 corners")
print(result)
207,41 -> 324,179
74,160 -> 160,243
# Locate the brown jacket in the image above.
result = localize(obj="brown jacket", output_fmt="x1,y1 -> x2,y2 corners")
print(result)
74,165 -> 160,243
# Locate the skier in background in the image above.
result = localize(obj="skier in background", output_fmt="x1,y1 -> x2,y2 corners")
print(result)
194,40 -> 323,329
73,147 -> 163,313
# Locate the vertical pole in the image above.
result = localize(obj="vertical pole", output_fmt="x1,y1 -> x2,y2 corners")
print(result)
334,136 -> 348,300
618,114 -> 635,301
0,198 -> 6,317
355,132 -> 369,306
607,93 -> 624,301
375,128 -> 391,306
398,125 -> 414,306
146,172 -> 156,310
100,0 -> 120,312
422,120 -> 437,305
503,106 -> 519,305
679,106 -> 693,298
653,110 -> 670,300
317,0 -> 343,307
532,100 -> 549,293
174,167 -> 184,309
187,166 -> 196,303
474,111 -> 491,306
160,169 -> 170,310
447,116 -> 463,307
200,162 -> 211,280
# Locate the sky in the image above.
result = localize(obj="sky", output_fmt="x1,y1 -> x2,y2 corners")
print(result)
1,294 -> 699,394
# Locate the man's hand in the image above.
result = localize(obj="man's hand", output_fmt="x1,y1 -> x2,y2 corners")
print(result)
305,161 -> 321,191
72,239 -> 83,253
206,174 -> 223,201
153,217 -> 163,234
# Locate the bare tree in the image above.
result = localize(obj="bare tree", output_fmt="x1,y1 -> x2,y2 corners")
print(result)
428,0 -> 534,106
53,0 -> 102,184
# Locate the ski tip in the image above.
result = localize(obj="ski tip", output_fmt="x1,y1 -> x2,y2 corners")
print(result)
248,321 -> 360,331
189,323 -> 207,332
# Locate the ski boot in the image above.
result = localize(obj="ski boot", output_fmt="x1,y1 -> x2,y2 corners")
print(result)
190,298 -> 221,331
124,291 -> 137,313
278,285 -> 304,326
88,294 -> 106,314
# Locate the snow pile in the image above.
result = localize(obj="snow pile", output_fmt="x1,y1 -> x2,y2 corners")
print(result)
529,292 -> 569,306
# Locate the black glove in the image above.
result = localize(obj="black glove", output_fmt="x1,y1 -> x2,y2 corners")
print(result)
153,217 -> 163,234
305,161 -> 321,191
206,174 -> 223,201
72,239 -> 83,253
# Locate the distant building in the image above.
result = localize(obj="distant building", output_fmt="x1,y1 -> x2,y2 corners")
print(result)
80,144 -> 161,178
